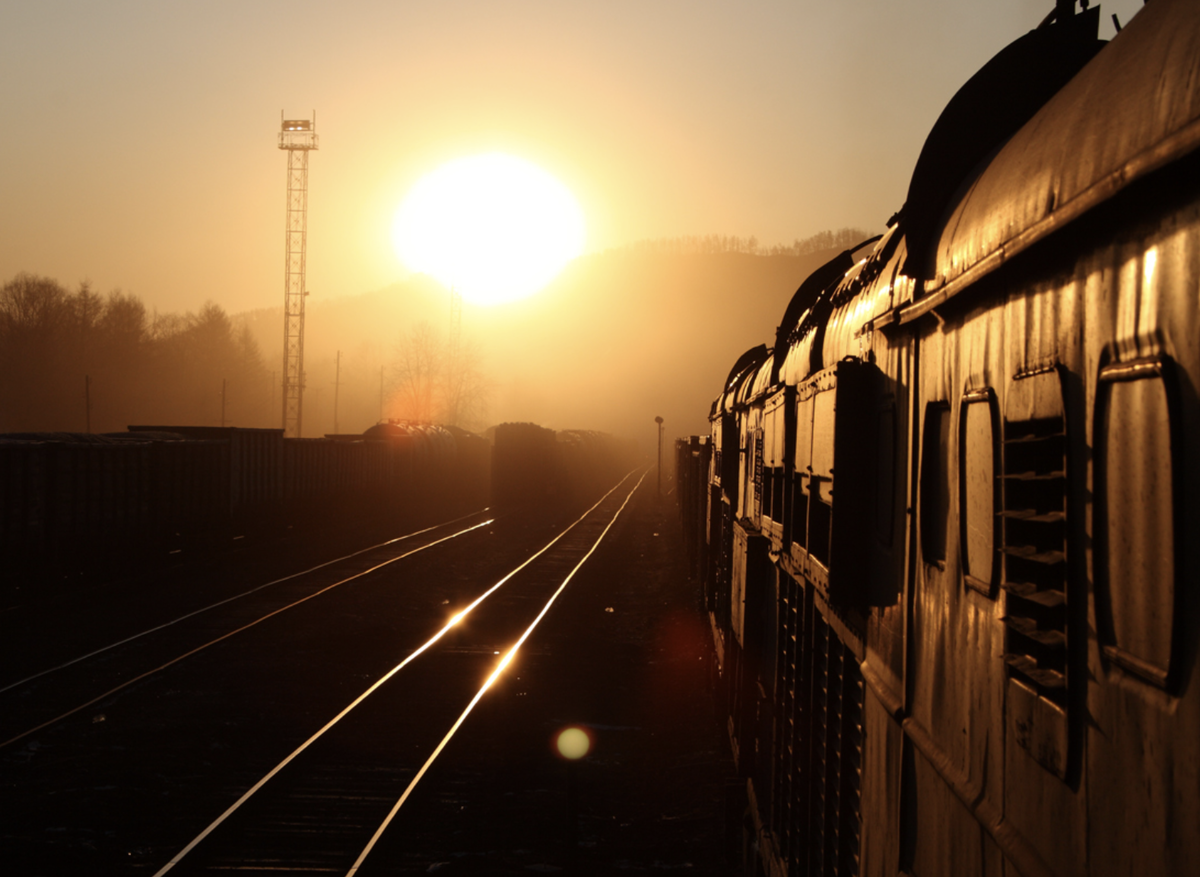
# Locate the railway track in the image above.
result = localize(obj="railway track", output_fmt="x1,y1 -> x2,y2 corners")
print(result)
0,509 -> 499,751
1,472 -> 646,874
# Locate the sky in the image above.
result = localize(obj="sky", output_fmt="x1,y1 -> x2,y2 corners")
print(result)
1,1 -> 1139,316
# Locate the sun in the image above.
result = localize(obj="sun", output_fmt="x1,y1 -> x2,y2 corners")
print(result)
392,153 -> 585,306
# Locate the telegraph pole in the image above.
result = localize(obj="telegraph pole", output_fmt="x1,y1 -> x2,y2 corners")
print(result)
655,415 -> 664,497
333,350 -> 341,434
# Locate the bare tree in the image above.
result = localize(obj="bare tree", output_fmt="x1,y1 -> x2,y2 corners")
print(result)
441,334 -> 491,430
389,321 -> 491,428
390,321 -> 444,423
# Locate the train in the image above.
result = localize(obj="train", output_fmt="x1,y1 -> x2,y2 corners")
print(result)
491,422 -> 635,508
0,414 -> 637,583
0,421 -> 490,578
677,2 -> 1199,875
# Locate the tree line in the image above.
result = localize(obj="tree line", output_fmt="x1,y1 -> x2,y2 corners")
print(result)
0,273 -> 492,436
0,273 -> 271,434
614,227 -> 873,258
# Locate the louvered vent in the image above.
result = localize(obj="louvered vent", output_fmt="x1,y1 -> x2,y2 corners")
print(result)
1001,415 -> 1067,706
754,431 -> 764,514
771,576 -> 863,875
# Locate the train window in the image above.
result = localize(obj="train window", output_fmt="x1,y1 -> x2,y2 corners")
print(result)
959,389 -> 999,595
721,414 -> 739,504
771,403 -> 785,523
810,389 -> 835,566
919,402 -> 951,564
792,393 -> 814,551
771,465 -> 785,522
1096,359 -> 1177,688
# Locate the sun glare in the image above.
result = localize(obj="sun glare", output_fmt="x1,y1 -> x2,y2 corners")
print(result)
393,153 -> 585,306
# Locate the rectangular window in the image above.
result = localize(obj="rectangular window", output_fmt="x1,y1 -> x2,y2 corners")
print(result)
792,470 -> 809,550
1096,358 -> 1178,688
960,389 -> 998,595
920,402 -> 951,564
809,390 -> 835,567
792,393 -> 815,552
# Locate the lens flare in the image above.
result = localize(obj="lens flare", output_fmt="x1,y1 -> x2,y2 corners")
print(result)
555,726 -> 592,760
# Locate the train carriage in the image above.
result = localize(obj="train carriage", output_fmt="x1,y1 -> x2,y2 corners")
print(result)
685,2 -> 1200,874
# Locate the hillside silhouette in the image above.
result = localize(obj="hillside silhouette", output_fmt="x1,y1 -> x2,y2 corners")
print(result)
1,231 -> 868,446
238,241 -> 861,445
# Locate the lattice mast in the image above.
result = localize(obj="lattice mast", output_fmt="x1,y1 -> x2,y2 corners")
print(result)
278,114 -> 318,437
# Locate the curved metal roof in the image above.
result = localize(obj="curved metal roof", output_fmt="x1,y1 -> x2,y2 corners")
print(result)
744,353 -> 776,403
917,0 -> 1200,313
899,6 -> 1103,280
718,344 -> 769,415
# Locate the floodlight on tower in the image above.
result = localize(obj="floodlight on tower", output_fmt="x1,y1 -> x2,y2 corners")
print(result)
278,113 -> 318,437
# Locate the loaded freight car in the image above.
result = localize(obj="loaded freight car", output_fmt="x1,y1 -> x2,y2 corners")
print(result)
491,422 -> 558,508
0,431 -> 229,573
491,422 -> 635,510
1,420 -> 491,580
679,2 -> 1200,875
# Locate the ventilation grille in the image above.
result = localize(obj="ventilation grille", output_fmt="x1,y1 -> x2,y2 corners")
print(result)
1001,415 -> 1067,705
772,576 -> 863,875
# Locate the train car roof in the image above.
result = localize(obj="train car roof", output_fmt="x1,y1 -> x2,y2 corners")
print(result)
716,344 -> 769,416
916,0 -> 1200,316
741,352 -> 776,405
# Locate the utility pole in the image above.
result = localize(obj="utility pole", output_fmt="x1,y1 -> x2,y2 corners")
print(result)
655,415 -> 664,497
85,375 -> 92,434
221,378 -> 227,428
333,350 -> 341,434
278,112 -> 318,438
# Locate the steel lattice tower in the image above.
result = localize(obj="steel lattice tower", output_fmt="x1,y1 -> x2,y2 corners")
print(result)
278,114 -> 318,437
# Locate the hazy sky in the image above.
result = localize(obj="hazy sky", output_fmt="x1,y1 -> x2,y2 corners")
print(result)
1,1 -> 1137,314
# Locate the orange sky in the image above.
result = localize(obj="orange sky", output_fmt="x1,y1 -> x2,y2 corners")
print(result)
1,1 -> 1135,315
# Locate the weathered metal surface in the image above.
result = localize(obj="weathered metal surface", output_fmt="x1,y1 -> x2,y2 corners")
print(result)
680,2 -> 1200,875
922,0 -> 1200,309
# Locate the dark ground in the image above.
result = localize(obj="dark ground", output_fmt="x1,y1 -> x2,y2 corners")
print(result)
376,484 -> 737,875
1,483 -> 738,875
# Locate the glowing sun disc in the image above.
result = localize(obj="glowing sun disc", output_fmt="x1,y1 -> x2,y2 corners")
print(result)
393,153 -> 585,305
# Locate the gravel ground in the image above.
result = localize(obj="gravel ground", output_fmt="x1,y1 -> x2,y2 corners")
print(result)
365,484 -> 737,875
1,483 -> 738,875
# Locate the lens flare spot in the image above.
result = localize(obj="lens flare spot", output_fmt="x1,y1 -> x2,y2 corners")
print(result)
555,726 -> 592,760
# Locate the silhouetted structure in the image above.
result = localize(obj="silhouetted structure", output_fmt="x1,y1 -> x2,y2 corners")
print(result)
278,114 -> 318,438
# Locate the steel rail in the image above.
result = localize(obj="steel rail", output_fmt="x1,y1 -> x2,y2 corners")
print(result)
0,507 -> 492,697
149,470 -> 641,877
0,518 -> 494,751
345,470 -> 647,876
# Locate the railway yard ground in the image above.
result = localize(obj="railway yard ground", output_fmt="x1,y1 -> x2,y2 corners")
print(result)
1,475 -> 735,875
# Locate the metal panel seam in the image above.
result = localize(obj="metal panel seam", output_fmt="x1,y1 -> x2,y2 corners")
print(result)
901,714 -> 1055,877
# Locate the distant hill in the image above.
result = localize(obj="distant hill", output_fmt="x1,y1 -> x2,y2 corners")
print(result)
234,244 -> 856,449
